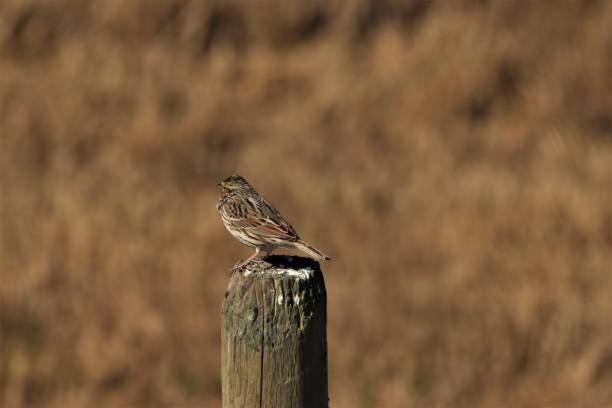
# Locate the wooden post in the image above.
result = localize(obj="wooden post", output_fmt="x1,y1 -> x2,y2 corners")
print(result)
221,255 -> 328,408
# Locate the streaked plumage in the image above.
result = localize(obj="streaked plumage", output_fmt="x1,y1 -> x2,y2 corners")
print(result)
217,175 -> 330,269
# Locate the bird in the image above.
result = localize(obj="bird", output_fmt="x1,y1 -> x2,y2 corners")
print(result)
217,175 -> 330,270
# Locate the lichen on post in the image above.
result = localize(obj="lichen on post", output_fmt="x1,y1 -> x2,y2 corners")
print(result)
221,255 -> 328,408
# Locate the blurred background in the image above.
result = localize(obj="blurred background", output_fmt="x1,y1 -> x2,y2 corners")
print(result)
1,0 -> 611,406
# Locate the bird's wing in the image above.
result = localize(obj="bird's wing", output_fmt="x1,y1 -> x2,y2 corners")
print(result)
249,196 -> 300,242
221,195 -> 300,242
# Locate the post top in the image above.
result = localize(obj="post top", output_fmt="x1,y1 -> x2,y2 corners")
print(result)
241,255 -> 321,281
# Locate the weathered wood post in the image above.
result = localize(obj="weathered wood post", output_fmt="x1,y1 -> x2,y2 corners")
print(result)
221,255 -> 328,407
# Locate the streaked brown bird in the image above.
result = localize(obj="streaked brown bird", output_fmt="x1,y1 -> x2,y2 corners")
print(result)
217,175 -> 330,269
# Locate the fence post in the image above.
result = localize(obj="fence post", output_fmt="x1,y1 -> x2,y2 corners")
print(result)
221,255 -> 328,407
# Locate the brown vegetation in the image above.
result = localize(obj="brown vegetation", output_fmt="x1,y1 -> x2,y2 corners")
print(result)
1,1 -> 611,406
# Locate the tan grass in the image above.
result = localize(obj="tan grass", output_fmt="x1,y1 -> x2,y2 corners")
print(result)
1,1 -> 611,406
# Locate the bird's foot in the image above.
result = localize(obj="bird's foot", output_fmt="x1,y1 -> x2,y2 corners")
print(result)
249,257 -> 272,270
230,257 -> 272,274
231,259 -> 247,273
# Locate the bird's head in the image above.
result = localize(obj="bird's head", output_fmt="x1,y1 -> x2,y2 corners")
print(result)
218,175 -> 251,193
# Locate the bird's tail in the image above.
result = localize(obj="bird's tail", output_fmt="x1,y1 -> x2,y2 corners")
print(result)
294,240 -> 331,261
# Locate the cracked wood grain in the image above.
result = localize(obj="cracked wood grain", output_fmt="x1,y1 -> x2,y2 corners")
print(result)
221,256 -> 328,408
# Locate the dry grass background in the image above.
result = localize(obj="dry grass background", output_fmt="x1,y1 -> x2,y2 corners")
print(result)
1,0 -> 611,406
